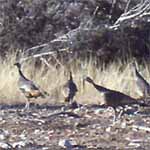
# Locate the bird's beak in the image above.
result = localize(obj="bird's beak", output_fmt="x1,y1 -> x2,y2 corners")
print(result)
14,63 -> 17,65
14,61 -> 21,65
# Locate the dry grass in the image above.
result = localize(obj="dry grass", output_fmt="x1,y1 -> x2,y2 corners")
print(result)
0,53 -> 149,105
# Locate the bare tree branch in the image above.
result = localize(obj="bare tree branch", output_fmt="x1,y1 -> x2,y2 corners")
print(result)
109,0 -> 117,20
19,48 -> 69,63
109,0 -> 150,29
40,57 -> 56,71
124,0 -> 132,13
25,43 -> 49,53
115,3 -> 150,25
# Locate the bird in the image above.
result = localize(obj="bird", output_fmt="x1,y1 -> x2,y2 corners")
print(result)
62,71 -> 78,105
131,61 -> 150,100
84,76 -> 149,121
14,62 -> 49,111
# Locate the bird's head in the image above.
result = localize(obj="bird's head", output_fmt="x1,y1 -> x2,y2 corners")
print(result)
130,60 -> 138,74
131,61 -> 136,68
84,76 -> 94,84
69,71 -> 73,80
14,62 -> 21,69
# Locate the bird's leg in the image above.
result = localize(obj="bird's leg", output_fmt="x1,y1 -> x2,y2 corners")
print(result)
68,98 -> 72,105
70,93 -> 77,105
70,97 -> 76,106
118,107 -> 124,119
24,98 -> 30,111
144,90 -> 149,102
113,107 -> 117,123
69,96 -> 77,109
61,97 -> 69,111
143,89 -> 150,103
67,94 -> 73,106
65,96 -> 75,110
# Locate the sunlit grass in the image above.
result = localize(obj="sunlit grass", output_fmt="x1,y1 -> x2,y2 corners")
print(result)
0,53 -> 149,105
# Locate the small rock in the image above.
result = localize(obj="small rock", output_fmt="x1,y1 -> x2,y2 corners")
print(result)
42,147 -> 49,150
73,108 -> 81,113
128,142 -> 140,148
12,141 -> 26,148
106,127 -> 111,132
19,133 -> 27,140
0,142 -> 12,149
0,130 -> 10,140
0,134 -> 5,140
94,108 -> 103,114
58,139 -> 77,149
34,129 -> 41,134
74,122 -> 87,128
0,117 -> 3,121
38,122 -> 42,125
19,130 -> 27,140
121,122 -> 126,129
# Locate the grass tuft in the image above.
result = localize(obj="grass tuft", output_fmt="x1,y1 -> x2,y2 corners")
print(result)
0,54 -> 148,105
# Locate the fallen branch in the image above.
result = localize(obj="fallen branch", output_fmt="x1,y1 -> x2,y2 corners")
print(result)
132,125 -> 150,132
41,111 -> 81,120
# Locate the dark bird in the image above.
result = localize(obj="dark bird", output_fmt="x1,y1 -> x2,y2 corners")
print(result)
62,71 -> 78,105
131,62 -> 150,100
84,76 -> 149,121
14,62 -> 49,110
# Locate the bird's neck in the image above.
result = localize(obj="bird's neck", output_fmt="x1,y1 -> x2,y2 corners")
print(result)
18,67 -> 28,80
133,65 -> 139,76
93,82 -> 100,88
88,80 -> 95,85
90,81 -> 98,88
93,82 -> 109,92
69,72 -> 73,81
134,67 -> 142,80
134,67 -> 138,74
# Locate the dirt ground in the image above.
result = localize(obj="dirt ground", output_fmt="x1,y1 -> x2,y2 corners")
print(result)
0,103 -> 150,150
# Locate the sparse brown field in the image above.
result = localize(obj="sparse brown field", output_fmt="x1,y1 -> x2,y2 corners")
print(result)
0,104 -> 150,149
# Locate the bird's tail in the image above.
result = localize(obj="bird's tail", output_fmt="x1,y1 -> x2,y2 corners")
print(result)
137,100 -> 150,107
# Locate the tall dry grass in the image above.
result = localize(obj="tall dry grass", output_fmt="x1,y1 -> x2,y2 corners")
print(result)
0,53 -> 149,105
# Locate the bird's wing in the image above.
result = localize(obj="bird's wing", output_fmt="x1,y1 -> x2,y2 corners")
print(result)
31,82 -> 49,96
74,82 -> 78,92
62,83 -> 70,97
19,80 -> 39,91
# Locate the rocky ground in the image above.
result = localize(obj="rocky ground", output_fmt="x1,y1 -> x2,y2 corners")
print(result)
0,103 -> 150,150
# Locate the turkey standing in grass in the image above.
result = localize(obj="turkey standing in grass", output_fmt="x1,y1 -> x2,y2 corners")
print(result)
131,61 -> 150,100
14,62 -> 49,110
62,71 -> 78,106
84,76 -> 149,121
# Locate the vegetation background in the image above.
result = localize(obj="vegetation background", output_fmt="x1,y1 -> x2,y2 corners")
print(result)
0,0 -> 150,104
